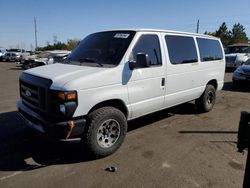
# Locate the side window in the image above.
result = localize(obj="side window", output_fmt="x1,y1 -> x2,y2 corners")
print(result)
165,35 -> 198,65
130,35 -> 162,66
197,38 -> 223,62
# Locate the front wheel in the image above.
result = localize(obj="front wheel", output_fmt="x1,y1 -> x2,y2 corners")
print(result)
82,107 -> 127,158
196,85 -> 216,112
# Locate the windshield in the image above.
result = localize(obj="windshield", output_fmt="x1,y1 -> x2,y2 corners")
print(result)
225,46 -> 250,54
8,49 -> 21,52
67,31 -> 136,67
245,58 -> 250,65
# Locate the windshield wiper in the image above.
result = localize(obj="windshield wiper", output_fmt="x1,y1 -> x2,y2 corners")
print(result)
78,58 -> 103,67
66,57 -> 103,67
79,57 -> 97,63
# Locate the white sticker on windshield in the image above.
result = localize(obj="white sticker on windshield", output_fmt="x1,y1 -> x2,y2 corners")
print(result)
114,33 -> 130,39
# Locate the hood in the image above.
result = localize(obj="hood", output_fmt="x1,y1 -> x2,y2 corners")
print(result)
24,63 -> 120,90
25,55 -> 37,60
226,53 -> 242,57
241,64 -> 250,73
226,53 -> 250,62
35,57 -> 49,62
226,53 -> 249,57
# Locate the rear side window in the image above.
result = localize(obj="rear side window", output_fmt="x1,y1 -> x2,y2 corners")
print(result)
197,38 -> 223,62
130,35 -> 162,66
165,35 -> 198,65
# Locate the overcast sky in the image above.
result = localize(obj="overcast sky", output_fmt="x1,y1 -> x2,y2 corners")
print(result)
1,0 -> 250,50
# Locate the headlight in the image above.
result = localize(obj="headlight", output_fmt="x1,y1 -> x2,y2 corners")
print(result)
59,104 -> 66,114
49,90 -> 78,117
237,60 -> 244,65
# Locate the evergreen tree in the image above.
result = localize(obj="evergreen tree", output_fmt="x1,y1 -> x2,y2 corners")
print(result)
204,31 -> 216,36
204,22 -> 249,46
215,22 -> 231,46
231,23 -> 249,44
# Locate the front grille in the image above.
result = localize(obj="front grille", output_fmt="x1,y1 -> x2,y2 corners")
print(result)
20,80 -> 45,111
226,56 -> 236,63
19,73 -> 52,113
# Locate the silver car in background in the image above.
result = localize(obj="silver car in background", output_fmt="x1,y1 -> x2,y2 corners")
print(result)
233,58 -> 250,86
21,50 -> 71,69
225,43 -> 250,69
2,52 -> 21,62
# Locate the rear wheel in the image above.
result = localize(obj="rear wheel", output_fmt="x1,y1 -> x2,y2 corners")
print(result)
196,85 -> 216,112
82,107 -> 127,158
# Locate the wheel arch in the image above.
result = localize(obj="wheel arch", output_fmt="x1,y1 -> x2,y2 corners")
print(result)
88,99 -> 128,119
206,79 -> 218,90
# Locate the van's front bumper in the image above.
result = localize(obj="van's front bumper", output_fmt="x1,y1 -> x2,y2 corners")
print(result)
17,100 -> 86,142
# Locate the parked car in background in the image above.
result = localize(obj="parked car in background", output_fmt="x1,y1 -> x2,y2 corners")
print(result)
233,58 -> 250,86
0,47 -> 6,61
225,43 -> 250,69
7,49 -> 30,62
2,52 -> 21,62
21,50 -> 70,69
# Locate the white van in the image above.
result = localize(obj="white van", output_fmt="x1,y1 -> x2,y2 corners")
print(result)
17,29 -> 225,157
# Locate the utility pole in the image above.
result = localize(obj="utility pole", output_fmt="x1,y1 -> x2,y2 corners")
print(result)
196,19 -> 199,34
34,17 -> 38,51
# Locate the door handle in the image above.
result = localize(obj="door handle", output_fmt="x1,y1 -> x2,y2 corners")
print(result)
161,78 -> 165,86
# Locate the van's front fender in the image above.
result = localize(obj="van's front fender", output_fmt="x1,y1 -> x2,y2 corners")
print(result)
73,84 -> 131,118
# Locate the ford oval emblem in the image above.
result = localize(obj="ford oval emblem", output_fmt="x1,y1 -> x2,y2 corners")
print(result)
25,90 -> 32,97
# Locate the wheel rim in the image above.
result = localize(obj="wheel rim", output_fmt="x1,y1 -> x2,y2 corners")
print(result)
206,91 -> 214,106
97,119 -> 121,148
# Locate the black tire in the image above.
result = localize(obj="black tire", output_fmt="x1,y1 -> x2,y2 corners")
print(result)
82,107 -> 127,158
196,85 -> 216,112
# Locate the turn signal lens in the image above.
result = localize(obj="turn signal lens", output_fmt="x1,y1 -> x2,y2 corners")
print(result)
58,91 -> 77,101
66,92 -> 77,100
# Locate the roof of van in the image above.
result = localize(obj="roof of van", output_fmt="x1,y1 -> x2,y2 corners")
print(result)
102,28 -> 219,39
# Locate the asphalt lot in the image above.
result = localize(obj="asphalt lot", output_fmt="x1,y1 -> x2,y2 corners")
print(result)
0,62 -> 249,188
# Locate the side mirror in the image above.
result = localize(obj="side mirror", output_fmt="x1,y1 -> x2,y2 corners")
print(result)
129,53 -> 150,70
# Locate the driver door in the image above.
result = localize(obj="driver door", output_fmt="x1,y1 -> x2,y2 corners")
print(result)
126,33 -> 166,119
